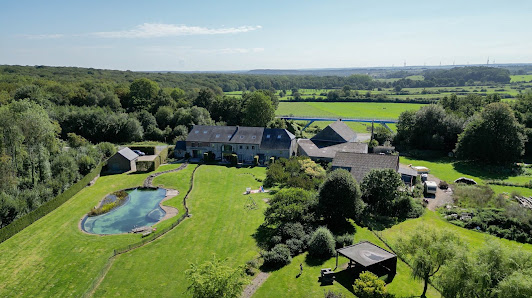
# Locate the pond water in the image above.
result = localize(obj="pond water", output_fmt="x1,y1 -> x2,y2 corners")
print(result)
82,188 -> 167,235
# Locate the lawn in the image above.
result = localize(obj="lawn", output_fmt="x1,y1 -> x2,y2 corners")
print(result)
254,224 -> 440,298
400,156 -> 532,196
511,75 -> 532,83
93,165 -> 269,297
276,102 -> 425,119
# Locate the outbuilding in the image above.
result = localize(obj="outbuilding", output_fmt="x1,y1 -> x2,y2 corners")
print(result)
335,241 -> 397,277
106,147 -> 139,173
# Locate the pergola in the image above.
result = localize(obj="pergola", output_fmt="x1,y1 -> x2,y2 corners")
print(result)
335,241 -> 397,276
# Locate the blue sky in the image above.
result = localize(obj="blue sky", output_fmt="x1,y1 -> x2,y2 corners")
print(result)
1,0 -> 531,71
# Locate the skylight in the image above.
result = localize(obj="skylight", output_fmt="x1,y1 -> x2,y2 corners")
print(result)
266,134 -> 271,138
215,134 -> 220,138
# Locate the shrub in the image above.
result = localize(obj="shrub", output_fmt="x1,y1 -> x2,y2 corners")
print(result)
262,244 -> 292,268
353,271 -> 389,298
96,142 -> 117,159
335,233 -> 354,248
439,180 -> 449,189
280,222 -> 307,241
285,238 -> 305,255
324,290 -> 345,298
245,259 -> 259,276
308,227 -> 335,259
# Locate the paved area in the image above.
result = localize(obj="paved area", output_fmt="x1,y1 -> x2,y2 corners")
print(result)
159,189 -> 179,221
425,174 -> 454,211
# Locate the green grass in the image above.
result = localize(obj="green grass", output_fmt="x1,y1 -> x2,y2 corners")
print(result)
93,166 -> 269,297
400,156 -> 532,196
511,75 -> 532,82
276,102 -> 425,119
255,224 -> 440,298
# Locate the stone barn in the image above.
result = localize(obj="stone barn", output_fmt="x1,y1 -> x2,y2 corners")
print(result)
106,147 -> 139,173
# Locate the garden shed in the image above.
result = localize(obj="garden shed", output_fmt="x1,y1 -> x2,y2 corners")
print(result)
106,147 -> 139,173
335,241 -> 397,277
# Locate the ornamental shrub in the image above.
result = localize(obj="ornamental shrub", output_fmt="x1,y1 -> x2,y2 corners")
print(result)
262,244 -> 292,268
308,227 -> 335,259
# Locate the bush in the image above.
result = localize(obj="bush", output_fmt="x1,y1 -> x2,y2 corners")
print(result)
285,238 -> 305,255
245,259 -> 259,276
308,227 -> 335,259
353,271 -> 389,298
335,233 -> 354,248
262,244 -> 292,268
280,222 -> 307,241
439,181 -> 449,189
96,142 -> 117,159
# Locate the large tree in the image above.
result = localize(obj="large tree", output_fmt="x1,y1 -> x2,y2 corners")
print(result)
185,255 -> 246,298
361,169 -> 404,216
242,91 -> 275,127
397,227 -> 460,298
127,78 -> 159,111
263,188 -> 317,226
318,169 -> 364,228
455,102 -> 526,163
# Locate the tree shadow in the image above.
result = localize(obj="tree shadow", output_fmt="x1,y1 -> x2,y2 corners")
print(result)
252,224 -> 276,250
327,219 -> 357,235
357,215 -> 405,232
453,161 -> 521,181
333,266 -> 396,294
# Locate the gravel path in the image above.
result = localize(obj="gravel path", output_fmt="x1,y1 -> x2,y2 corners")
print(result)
143,163 -> 188,187
426,174 -> 454,211
241,272 -> 270,298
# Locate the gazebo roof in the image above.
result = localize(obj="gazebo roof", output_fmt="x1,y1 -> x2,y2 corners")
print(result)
337,241 -> 396,267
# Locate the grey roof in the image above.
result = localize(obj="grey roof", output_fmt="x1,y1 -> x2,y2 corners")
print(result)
117,147 -> 139,161
332,152 -> 399,182
260,128 -> 296,150
298,139 -> 368,159
311,120 -> 357,143
337,241 -> 396,267
399,165 -> 418,176
186,125 -> 294,148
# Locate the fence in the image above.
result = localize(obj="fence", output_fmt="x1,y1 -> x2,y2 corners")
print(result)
0,162 -> 104,244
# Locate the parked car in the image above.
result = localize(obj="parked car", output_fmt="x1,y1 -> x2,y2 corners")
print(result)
133,150 -> 145,156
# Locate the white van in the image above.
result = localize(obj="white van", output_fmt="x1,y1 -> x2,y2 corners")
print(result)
424,181 -> 438,195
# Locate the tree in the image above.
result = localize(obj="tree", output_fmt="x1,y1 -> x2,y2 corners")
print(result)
455,102 -> 526,163
127,78 -> 159,111
397,227 -> 460,298
361,169 -> 404,216
308,227 -> 335,259
194,88 -> 217,111
185,255 -> 246,298
353,271 -> 389,298
318,169 -> 364,228
263,188 -> 317,226
242,91 -> 275,127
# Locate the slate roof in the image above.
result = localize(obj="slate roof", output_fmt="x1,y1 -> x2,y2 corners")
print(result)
311,120 -> 357,143
337,241 -> 396,267
186,125 -> 294,148
117,147 -> 139,161
298,139 -> 368,159
399,165 -> 418,176
261,128 -> 296,150
332,152 -> 399,182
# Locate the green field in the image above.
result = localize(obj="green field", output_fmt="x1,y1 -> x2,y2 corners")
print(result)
511,75 -> 532,82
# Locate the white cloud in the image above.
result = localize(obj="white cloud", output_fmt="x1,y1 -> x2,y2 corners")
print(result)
92,23 -> 262,38
23,23 -> 262,39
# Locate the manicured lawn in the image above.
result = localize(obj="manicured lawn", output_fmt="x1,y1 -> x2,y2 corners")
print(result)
254,224 -> 440,298
93,165 -> 269,297
400,156 -> 532,196
0,166 -> 184,296
380,211 -> 532,255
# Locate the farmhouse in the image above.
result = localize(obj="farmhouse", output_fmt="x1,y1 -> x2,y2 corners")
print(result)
298,120 -> 368,162
184,125 -> 297,163
106,147 -> 139,173
331,151 -> 399,182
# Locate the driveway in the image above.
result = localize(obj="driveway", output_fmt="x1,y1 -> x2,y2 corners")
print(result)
424,174 -> 454,211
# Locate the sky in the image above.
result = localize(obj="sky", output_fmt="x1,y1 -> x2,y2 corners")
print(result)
1,0 -> 531,71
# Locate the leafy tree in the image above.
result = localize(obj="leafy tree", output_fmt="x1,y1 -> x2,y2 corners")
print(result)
185,255 -> 246,298
242,91 -> 275,127
397,227 -> 460,298
194,88 -> 217,111
353,271 -> 389,298
361,169 -> 404,216
318,169 -> 364,228
155,106 -> 175,129
455,102 -> 526,163
308,227 -> 335,259
127,78 -> 159,111
264,188 -> 317,226
0,192 -> 18,228
96,142 -> 117,159
262,244 -> 292,268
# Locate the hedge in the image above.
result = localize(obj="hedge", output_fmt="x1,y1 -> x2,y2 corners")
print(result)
129,145 -> 156,155
0,162 -> 104,244
136,147 -> 169,172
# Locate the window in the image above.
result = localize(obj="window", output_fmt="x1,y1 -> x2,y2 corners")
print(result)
240,135 -> 245,139
277,135 -> 282,139
227,135 -> 231,138
266,134 -> 271,138
215,134 -> 220,138
252,146 -> 255,149
195,130 -> 199,134
252,135 -> 256,139
203,130 -> 208,134
246,146 -> 249,149
239,146 -> 243,149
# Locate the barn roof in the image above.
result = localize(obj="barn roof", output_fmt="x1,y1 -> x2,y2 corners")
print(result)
311,120 -> 357,143
298,139 -> 368,159
332,152 -> 399,182
117,147 -> 139,161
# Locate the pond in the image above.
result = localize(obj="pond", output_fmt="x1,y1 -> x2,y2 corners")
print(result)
82,188 -> 167,235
